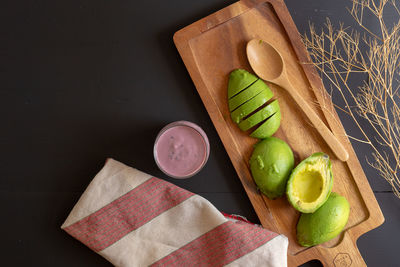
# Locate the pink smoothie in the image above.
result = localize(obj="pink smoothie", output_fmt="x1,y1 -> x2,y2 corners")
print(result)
154,122 -> 209,178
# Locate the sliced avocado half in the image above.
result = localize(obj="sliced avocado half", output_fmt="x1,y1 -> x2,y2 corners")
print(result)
228,79 -> 270,112
250,109 -> 281,139
228,69 -> 258,99
297,192 -> 350,247
238,99 -> 279,131
286,152 -> 333,213
230,89 -> 273,124
227,68 -> 281,138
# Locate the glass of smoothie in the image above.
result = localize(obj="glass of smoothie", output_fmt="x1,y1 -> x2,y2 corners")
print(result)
154,121 -> 210,179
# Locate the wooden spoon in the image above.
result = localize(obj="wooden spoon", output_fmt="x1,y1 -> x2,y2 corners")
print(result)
246,39 -> 349,162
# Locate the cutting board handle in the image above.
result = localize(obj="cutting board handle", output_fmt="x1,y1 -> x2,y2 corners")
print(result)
291,232 -> 366,267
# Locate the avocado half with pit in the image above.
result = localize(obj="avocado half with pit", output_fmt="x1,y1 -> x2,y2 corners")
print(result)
228,69 -> 280,139
297,192 -> 350,247
286,152 -> 333,213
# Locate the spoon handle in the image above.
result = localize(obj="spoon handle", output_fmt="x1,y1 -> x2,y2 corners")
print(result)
278,78 -> 349,162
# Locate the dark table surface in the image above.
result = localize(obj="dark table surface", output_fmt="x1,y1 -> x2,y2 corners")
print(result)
2,0 -> 399,266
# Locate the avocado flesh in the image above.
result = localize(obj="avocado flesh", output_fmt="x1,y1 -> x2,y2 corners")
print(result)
293,170 -> 323,203
228,69 -> 258,99
230,89 -> 273,124
228,79 -> 270,112
250,110 -> 281,139
286,152 -> 333,213
238,99 -> 279,131
297,192 -> 350,247
249,137 -> 294,199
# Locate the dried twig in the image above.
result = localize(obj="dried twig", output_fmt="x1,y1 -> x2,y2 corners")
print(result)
303,0 -> 400,198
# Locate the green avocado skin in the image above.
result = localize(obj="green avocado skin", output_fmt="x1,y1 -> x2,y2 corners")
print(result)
228,69 -> 258,99
238,99 -> 280,131
227,68 -> 281,138
297,192 -> 350,247
249,137 -> 294,199
228,79 -> 269,112
250,110 -> 281,139
230,89 -> 273,124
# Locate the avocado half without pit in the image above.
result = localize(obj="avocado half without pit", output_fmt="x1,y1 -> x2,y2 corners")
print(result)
228,69 -> 280,139
286,152 -> 333,213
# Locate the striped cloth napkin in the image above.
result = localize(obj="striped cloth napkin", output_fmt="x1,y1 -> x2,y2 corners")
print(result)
61,159 -> 288,266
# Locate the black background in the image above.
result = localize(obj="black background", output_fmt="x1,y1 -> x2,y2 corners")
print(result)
1,0 -> 400,266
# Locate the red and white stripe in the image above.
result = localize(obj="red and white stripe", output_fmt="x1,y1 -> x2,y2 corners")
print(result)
64,177 -> 194,252
151,221 -> 277,266
62,159 -> 288,267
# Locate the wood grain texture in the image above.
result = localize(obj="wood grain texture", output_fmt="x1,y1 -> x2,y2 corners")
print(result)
173,0 -> 384,266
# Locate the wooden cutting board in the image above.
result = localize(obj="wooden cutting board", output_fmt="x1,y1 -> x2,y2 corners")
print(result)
173,0 -> 384,266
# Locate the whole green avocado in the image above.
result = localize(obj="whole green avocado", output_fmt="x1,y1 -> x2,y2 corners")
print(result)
297,192 -> 350,247
249,137 -> 294,199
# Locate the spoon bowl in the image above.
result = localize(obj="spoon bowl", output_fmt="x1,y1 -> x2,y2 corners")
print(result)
246,38 -> 349,162
246,39 -> 283,81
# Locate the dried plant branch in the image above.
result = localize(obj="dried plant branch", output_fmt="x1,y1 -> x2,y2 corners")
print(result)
303,0 -> 400,198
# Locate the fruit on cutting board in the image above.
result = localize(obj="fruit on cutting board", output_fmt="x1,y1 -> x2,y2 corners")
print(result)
250,111 -> 281,139
227,69 -> 258,99
238,99 -> 280,131
230,89 -> 273,124
228,79 -> 270,111
296,192 -> 350,247
249,137 -> 294,199
228,69 -> 280,138
286,152 -> 333,213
